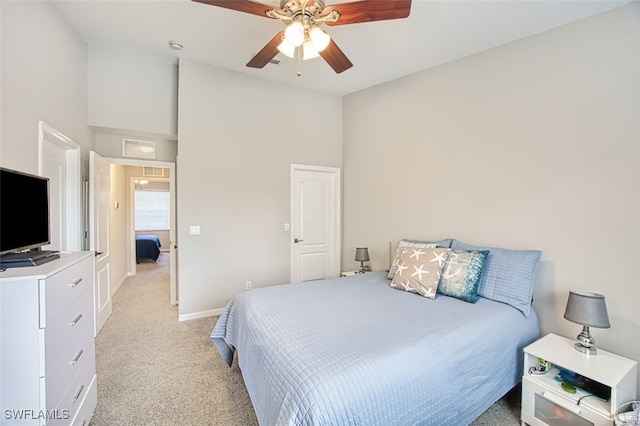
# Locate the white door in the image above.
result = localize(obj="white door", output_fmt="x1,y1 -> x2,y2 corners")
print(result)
90,151 -> 112,335
169,170 -> 178,305
291,164 -> 341,282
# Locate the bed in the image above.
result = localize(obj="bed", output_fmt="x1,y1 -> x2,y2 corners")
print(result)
135,234 -> 161,263
211,238 -> 542,426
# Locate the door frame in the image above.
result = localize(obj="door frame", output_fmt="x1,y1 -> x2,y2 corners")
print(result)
38,121 -> 82,251
290,164 -> 341,282
107,158 -> 177,306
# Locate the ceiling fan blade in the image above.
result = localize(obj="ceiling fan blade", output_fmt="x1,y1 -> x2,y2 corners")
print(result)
319,39 -> 353,74
246,31 -> 284,69
191,0 -> 283,18
323,0 -> 412,26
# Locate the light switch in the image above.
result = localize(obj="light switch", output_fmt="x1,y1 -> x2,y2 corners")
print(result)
190,225 -> 201,235
284,223 -> 290,232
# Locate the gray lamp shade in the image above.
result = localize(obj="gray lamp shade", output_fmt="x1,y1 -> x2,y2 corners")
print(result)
355,248 -> 370,262
563,290 -> 610,329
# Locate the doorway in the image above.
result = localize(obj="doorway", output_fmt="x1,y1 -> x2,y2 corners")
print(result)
105,158 -> 177,306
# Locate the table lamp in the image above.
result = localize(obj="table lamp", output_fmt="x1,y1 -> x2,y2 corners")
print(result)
355,247 -> 369,274
563,290 -> 610,355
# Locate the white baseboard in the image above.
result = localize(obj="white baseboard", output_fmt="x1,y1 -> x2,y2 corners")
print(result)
178,308 -> 224,322
111,274 -> 128,295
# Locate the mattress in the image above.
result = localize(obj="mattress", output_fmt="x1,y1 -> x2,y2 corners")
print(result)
211,270 -> 540,425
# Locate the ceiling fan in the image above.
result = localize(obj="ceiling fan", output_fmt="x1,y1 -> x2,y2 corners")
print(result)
192,0 -> 412,74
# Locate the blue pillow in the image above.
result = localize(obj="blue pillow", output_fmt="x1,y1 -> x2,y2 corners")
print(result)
437,250 -> 488,303
450,240 -> 542,316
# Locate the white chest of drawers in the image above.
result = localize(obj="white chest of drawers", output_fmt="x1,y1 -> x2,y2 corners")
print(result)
0,252 -> 97,426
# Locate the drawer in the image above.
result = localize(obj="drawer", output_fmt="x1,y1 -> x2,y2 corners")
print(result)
45,340 -> 95,411
44,288 -> 94,376
48,347 -> 96,426
40,256 -> 93,327
71,374 -> 97,426
522,376 -> 612,426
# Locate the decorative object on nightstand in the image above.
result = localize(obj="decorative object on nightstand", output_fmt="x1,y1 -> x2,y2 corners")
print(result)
563,290 -> 610,355
355,247 -> 369,274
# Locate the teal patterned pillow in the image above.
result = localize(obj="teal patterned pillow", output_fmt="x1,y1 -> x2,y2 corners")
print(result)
437,250 -> 489,303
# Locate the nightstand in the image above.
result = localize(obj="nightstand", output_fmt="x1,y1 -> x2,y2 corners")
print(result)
521,333 -> 637,426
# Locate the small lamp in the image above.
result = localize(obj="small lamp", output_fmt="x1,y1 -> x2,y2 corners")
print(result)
563,290 -> 610,355
355,247 -> 369,274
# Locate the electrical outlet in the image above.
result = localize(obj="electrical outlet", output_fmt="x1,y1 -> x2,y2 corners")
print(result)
245,281 -> 252,290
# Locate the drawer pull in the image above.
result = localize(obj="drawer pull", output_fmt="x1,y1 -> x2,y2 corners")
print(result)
70,313 -> 83,326
69,277 -> 83,287
71,349 -> 84,365
73,384 -> 85,403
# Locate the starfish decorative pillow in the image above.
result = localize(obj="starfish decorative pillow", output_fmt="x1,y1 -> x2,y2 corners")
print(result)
390,247 -> 451,299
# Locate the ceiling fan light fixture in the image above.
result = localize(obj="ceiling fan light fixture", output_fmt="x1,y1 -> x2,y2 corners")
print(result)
309,27 -> 330,52
284,21 -> 305,47
302,41 -> 320,60
277,40 -> 296,59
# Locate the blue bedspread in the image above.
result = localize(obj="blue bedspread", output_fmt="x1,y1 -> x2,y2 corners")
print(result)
135,235 -> 161,262
211,271 -> 540,425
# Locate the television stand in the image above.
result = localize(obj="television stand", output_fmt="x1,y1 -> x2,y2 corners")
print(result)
0,250 -> 60,268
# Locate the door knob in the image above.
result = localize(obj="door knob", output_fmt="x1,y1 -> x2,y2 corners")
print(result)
294,238 -> 303,243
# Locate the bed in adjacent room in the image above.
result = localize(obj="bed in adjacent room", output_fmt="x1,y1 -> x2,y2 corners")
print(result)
211,239 -> 542,425
135,234 -> 161,263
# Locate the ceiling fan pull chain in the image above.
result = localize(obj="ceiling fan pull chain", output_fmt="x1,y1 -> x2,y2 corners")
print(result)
297,45 -> 302,77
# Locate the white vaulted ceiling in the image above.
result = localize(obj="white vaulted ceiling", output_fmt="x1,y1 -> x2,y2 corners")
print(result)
51,0 -> 632,96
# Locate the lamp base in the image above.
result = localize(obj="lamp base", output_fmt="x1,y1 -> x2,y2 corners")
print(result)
358,261 -> 366,274
574,342 -> 597,355
574,325 -> 597,355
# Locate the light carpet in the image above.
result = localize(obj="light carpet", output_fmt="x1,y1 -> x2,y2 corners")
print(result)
89,253 -> 522,425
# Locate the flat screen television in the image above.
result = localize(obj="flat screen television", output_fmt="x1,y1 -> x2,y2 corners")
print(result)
0,168 -> 55,264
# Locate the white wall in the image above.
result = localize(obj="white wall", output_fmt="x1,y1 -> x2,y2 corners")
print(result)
85,46 -> 178,297
177,59 -> 343,319
343,3 -> 640,390
0,1 -> 93,175
87,46 -> 178,139
109,164 -> 129,293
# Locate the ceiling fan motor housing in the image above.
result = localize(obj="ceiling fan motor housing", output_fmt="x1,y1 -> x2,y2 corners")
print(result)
268,0 -> 339,27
